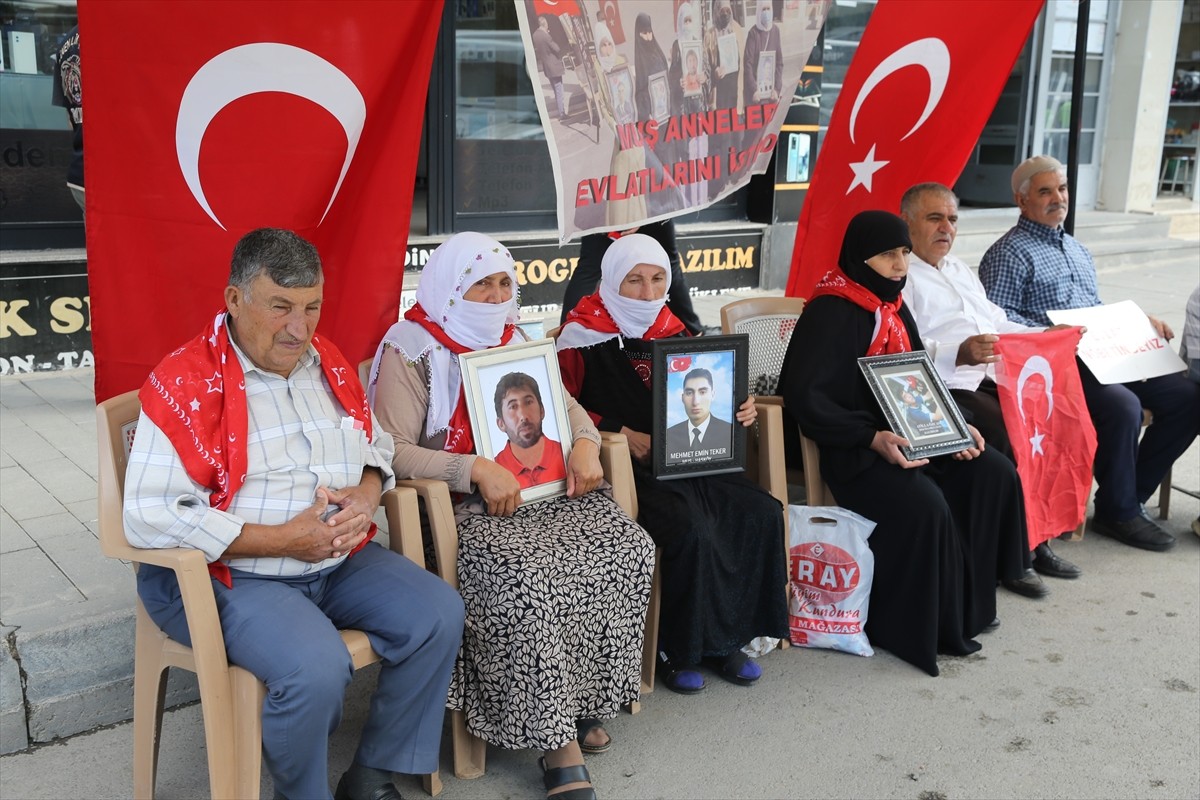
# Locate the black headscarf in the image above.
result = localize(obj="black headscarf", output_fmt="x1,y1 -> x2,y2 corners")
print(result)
633,12 -> 668,120
837,210 -> 913,302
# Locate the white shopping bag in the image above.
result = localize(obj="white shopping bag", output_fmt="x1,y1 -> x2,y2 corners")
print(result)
787,505 -> 876,657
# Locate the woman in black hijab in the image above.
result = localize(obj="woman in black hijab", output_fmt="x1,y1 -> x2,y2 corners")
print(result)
632,12 -> 668,122
778,211 -> 1027,676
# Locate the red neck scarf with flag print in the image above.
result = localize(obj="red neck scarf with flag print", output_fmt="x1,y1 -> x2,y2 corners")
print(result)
564,293 -> 686,342
811,269 -> 912,356
138,312 -> 375,587
402,302 -> 516,455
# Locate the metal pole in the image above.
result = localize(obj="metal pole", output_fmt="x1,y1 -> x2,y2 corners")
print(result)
1065,0 -> 1090,235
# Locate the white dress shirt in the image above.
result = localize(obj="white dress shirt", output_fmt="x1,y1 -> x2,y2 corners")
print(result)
123,334 -> 396,577
903,252 -> 1037,391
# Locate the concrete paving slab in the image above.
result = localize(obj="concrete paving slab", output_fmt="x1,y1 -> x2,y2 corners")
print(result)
0,509 -> 35,554
0,635 -> 27,756
38,533 -> 132,601
0,425 -> 62,467
0,467 -> 68,522
19,457 -> 96,506
0,547 -> 83,620
0,449 -> 13,470
0,381 -> 44,409
8,511 -> 88,545
62,499 -> 99,528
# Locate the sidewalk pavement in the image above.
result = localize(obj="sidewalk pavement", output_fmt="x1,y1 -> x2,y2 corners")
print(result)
1,208 -> 1197,798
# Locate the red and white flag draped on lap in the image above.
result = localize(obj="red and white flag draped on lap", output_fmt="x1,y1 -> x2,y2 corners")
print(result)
80,0 -> 440,401
785,0 -> 1042,299
993,328 -> 1097,548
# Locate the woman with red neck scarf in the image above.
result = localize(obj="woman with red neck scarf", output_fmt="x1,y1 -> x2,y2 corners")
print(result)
368,232 -> 654,800
779,211 -> 1028,677
557,233 -> 788,696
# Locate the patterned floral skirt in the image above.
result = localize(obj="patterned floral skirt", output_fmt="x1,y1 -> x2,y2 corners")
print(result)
446,490 -> 655,751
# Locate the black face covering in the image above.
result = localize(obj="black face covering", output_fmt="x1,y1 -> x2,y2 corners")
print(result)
837,210 -> 913,302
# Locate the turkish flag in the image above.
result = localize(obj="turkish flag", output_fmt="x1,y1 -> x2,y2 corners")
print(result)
784,0 -> 1042,299
993,328 -> 1097,547
533,0 -> 581,16
80,1 -> 440,401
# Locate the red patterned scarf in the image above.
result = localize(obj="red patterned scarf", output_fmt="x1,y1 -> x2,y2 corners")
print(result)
139,312 -> 374,587
811,269 -> 912,356
402,302 -> 516,455
563,292 -> 686,341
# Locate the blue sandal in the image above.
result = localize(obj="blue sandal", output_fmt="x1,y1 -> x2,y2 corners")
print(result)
658,650 -> 706,694
705,650 -> 762,686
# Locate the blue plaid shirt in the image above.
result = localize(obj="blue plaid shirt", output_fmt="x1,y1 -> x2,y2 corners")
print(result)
978,215 -> 1102,327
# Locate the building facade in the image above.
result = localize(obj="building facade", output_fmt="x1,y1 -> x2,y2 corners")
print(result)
0,0 -> 1192,374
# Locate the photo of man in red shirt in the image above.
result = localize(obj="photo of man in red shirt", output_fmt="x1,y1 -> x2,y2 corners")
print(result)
492,372 -> 567,488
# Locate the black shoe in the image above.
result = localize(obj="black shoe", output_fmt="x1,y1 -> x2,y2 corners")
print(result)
334,773 -> 403,800
1032,542 -> 1082,579
1092,511 -> 1176,552
1001,568 -> 1050,599
983,617 -> 1001,633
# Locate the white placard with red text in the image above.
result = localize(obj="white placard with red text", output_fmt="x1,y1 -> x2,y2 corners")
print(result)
1047,301 -> 1187,384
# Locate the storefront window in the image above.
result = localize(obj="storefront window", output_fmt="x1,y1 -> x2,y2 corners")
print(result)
818,0 -> 875,130
453,1 -> 556,223
1,0 -> 82,245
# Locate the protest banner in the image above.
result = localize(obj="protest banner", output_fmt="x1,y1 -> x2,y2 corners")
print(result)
1047,300 -> 1188,384
517,0 -> 828,242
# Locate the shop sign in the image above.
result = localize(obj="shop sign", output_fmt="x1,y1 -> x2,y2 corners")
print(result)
405,228 -> 763,309
0,262 -> 92,375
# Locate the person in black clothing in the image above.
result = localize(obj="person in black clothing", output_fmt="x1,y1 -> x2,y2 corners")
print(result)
778,210 -> 1027,676
559,220 -> 703,334
50,25 -> 84,213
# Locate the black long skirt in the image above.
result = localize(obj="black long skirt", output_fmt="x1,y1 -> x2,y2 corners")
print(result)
633,466 -> 789,665
824,448 -> 1027,676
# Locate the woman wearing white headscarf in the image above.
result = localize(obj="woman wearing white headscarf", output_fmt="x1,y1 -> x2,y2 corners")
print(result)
666,1 -> 709,205
369,232 -> 654,800
557,234 -> 788,696
742,0 -> 782,105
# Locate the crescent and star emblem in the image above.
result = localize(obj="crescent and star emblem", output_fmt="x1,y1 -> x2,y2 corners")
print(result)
1015,355 -> 1054,456
845,38 -> 950,194
175,42 -> 366,230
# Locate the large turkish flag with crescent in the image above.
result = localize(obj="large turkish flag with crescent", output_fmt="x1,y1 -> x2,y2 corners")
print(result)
785,0 -> 1042,299
80,1 -> 441,401
993,328 -> 1097,548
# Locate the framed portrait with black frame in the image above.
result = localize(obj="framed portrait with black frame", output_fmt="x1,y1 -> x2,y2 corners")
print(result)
651,334 -> 748,479
459,339 -> 573,505
858,351 -> 974,460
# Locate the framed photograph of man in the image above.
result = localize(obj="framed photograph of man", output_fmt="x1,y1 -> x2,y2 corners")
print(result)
716,32 -> 739,75
755,50 -> 776,100
651,334 -> 748,479
857,351 -> 974,460
606,65 -> 636,126
459,339 -> 573,505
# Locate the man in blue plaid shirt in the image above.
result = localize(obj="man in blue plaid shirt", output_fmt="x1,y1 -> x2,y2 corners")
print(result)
980,156 -> 1199,553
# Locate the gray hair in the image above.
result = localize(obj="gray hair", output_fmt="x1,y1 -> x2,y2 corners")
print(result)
229,228 -> 322,295
900,182 -> 958,219
1011,155 -> 1066,197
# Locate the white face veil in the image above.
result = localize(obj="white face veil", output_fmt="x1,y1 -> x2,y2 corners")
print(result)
370,232 -> 519,438
599,233 -> 672,339
415,231 -> 519,350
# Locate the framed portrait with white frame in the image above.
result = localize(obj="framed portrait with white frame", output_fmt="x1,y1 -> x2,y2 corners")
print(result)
857,351 -> 974,460
651,334 -> 748,479
606,65 -> 636,126
459,338 -> 573,505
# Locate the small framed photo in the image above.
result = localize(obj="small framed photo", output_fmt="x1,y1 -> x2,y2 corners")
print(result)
857,351 -> 974,460
680,40 -> 704,98
755,50 -> 776,100
717,32 -> 739,75
459,338 -> 572,505
651,334 -> 748,479
606,65 -> 636,125
648,71 -> 670,123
